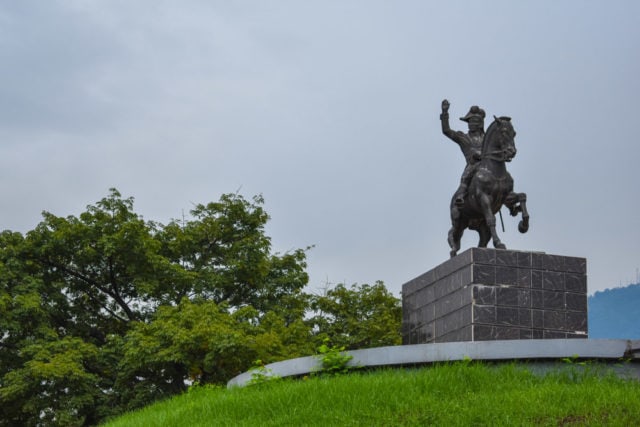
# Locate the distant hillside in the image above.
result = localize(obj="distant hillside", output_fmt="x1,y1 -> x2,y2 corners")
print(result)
588,283 -> 640,338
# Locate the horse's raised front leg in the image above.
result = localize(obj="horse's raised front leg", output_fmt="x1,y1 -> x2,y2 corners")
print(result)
479,194 -> 505,249
505,192 -> 529,233
517,193 -> 529,233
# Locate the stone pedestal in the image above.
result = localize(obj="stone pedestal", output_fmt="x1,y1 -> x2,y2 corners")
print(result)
402,248 -> 588,344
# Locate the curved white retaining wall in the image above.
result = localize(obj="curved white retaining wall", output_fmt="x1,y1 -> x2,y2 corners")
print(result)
228,339 -> 640,388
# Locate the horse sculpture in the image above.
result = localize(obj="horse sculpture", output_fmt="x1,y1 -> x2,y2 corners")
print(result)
447,116 -> 529,257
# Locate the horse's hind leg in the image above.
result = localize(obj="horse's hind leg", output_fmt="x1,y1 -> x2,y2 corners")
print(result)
479,194 -> 505,249
477,222 -> 491,248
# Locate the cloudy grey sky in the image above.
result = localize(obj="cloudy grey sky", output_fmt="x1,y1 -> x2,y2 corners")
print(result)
1,1 -> 638,295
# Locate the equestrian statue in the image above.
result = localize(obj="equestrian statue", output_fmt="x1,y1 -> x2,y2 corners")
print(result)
440,99 -> 529,257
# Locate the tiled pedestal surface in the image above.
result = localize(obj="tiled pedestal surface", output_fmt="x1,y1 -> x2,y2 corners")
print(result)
402,248 -> 588,344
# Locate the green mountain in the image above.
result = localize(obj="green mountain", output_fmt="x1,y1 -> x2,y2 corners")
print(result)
588,283 -> 640,338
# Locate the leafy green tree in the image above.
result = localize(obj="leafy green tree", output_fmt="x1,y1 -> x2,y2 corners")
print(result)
116,300 -> 247,407
0,229 -> 127,426
309,282 -> 402,350
155,194 -> 309,312
116,299 -> 313,409
0,189 -> 404,426
17,189 -> 308,335
22,189 -> 169,332
0,232 -> 49,367
1,337 -> 106,426
0,189 -> 313,425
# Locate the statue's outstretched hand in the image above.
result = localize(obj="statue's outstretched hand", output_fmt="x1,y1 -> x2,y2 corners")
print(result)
441,99 -> 450,113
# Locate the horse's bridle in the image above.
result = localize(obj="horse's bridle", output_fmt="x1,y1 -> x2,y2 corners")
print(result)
483,149 -> 509,162
482,122 -> 515,162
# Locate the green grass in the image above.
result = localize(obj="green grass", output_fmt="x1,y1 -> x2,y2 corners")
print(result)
104,362 -> 640,426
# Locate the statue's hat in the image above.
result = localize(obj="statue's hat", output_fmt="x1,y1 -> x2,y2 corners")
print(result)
460,106 -> 486,122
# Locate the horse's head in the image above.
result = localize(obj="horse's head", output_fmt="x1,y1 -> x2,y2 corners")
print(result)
483,116 -> 516,162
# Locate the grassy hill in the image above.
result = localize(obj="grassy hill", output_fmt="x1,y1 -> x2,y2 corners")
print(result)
104,362 -> 640,426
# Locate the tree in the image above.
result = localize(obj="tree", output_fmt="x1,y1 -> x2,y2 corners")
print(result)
0,189 -> 403,425
0,230 -> 120,426
1,337 -> 106,426
309,282 -> 402,350
23,189 -> 168,330
116,298 -> 315,409
18,190 -> 308,334
0,189 -> 311,425
155,194 -> 309,312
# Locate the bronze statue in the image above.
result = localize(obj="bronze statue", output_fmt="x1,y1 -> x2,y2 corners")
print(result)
440,99 -> 529,257
440,100 -> 485,206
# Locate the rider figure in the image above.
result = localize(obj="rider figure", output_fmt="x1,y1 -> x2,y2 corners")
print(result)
440,99 -> 485,206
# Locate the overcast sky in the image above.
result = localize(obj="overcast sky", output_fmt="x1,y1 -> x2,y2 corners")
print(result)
1,1 -> 638,296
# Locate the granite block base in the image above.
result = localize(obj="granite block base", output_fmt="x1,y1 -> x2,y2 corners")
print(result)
402,248 -> 588,344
